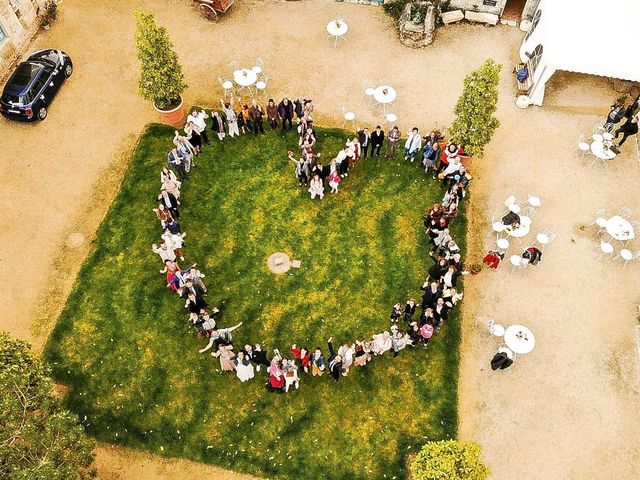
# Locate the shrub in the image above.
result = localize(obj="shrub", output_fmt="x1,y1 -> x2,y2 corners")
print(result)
410,440 -> 490,480
449,58 -> 502,158
0,331 -> 95,479
134,10 -> 187,110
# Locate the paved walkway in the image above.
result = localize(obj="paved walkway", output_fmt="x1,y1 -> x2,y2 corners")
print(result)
1,1 -> 638,478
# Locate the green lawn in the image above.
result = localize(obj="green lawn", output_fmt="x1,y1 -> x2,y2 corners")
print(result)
45,124 -> 466,480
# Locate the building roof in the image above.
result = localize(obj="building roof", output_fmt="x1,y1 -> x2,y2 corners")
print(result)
532,0 -> 640,82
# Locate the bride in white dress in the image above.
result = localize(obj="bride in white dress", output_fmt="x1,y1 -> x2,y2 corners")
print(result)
235,351 -> 255,382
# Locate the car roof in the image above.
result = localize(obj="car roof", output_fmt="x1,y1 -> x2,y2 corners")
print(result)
3,62 -> 45,96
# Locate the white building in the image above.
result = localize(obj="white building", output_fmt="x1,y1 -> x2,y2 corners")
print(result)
0,0 -> 46,73
518,0 -> 640,106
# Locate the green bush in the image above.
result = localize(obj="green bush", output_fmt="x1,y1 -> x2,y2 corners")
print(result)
0,331 -> 95,479
410,440 -> 489,480
134,10 -> 187,110
448,58 -> 502,158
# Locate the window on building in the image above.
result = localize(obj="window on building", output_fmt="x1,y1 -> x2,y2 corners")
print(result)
529,44 -> 543,73
524,9 -> 542,41
0,22 -> 8,43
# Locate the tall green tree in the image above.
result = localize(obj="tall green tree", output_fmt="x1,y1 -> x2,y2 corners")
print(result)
449,58 -> 502,158
410,440 -> 490,480
0,331 -> 95,480
134,10 -> 187,109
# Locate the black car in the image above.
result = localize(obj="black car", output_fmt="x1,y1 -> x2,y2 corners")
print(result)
0,49 -> 72,121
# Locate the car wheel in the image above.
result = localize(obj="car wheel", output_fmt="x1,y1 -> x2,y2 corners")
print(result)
38,106 -> 47,120
64,64 -> 73,77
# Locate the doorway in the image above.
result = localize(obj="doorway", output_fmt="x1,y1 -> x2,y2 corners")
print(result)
501,0 -> 527,24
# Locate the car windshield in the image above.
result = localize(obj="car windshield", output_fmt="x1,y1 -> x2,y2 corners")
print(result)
11,63 -> 42,87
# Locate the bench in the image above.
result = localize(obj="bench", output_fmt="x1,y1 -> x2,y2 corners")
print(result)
513,61 -> 533,96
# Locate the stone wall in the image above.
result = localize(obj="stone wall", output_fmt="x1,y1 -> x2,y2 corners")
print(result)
520,0 -> 541,21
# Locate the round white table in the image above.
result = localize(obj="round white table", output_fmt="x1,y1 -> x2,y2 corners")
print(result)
327,20 -> 348,48
233,68 -> 257,87
605,215 -> 634,241
503,325 -> 535,354
373,86 -> 397,112
590,141 -> 616,161
506,215 -> 532,238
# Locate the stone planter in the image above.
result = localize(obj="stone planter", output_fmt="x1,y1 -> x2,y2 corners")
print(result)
399,1 -> 436,48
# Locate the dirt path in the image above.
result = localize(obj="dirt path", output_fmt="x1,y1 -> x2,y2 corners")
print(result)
1,0 -> 638,478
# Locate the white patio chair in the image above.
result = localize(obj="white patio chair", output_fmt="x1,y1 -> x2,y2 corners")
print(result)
594,124 -> 606,135
527,194 -> 541,208
536,230 -> 556,250
587,208 -> 607,228
229,60 -> 240,72
614,248 -> 634,268
341,106 -> 355,129
255,76 -> 268,97
496,238 -> 510,251
505,195 -> 517,208
577,134 -> 590,160
492,217 -> 506,240
487,319 -> 505,339
362,79 -> 375,100
255,56 -> 265,73
619,207 -> 632,219
597,240 -> 614,261
510,254 -> 528,273
498,345 -> 516,360
219,77 -> 234,98
385,113 -> 398,124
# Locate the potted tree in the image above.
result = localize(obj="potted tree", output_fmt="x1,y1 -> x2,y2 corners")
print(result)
134,10 -> 187,125
41,0 -> 58,30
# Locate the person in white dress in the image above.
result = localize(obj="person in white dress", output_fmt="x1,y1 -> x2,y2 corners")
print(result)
403,127 -> 421,162
234,350 -> 255,382
308,175 -> 324,200
220,98 -> 240,137
338,343 -> 355,376
371,331 -> 392,355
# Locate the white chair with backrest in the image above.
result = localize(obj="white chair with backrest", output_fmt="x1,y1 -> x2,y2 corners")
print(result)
487,319 -> 505,339
492,216 -> 506,240
594,124 -> 606,135
615,248 -> 634,268
587,208 -> 607,229
536,230 -> 555,250
341,106 -> 355,129
527,194 -> 541,209
229,60 -> 240,73
577,134 -> 590,160
362,79 -> 375,100
385,113 -> 398,124
255,57 -> 265,75
496,238 -> 510,251
498,345 -> 516,360
510,254 -> 528,273
219,77 -> 234,98
255,76 -> 268,97
619,207 -> 632,219
597,240 -> 614,261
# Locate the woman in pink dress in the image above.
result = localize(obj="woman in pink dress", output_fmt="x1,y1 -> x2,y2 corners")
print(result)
213,344 -> 236,372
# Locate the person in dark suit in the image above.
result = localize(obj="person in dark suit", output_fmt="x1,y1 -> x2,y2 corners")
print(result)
179,279 -> 206,301
358,128 -> 371,158
428,258 -> 449,282
420,281 -> 442,309
326,337 -> 343,383
158,189 -> 179,219
433,297 -> 452,332
244,343 -> 270,372
278,98 -> 295,131
250,100 -> 265,135
370,125 -> 385,157
185,292 -> 208,314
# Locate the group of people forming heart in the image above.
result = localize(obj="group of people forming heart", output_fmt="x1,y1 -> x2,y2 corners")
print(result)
151,99 -> 471,392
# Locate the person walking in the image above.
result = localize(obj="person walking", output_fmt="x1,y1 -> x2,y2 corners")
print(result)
385,125 -> 401,158
370,125 -> 385,157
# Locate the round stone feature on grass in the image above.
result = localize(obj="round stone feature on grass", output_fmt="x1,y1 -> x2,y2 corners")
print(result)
267,252 -> 291,274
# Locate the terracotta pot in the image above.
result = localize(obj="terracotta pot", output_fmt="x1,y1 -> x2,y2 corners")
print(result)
153,96 -> 184,126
